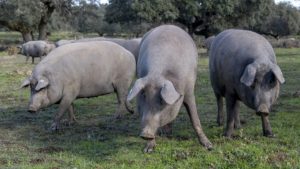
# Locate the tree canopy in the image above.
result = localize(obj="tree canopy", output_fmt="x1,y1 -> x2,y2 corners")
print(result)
0,0 -> 299,42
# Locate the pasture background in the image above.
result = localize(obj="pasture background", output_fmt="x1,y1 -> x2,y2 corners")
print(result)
0,33 -> 300,168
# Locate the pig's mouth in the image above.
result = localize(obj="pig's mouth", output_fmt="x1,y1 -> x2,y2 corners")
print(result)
28,106 -> 38,113
256,104 -> 269,115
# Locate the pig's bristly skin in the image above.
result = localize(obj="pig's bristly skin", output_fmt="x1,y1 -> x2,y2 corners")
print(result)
127,25 -> 212,152
209,29 -> 285,137
22,41 -> 136,130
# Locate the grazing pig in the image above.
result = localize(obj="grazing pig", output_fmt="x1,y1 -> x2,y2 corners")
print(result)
127,25 -> 212,152
209,29 -> 285,137
56,37 -> 141,62
204,36 -> 215,51
21,40 -> 56,64
21,41 -> 136,130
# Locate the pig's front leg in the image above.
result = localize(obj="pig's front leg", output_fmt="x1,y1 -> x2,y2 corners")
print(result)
50,96 -> 75,131
143,138 -> 156,153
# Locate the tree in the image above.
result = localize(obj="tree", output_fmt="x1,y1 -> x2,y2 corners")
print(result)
71,0 -> 107,35
0,0 -> 41,41
258,2 -> 300,37
105,0 -> 179,36
0,0 -> 72,42
105,0 -> 280,37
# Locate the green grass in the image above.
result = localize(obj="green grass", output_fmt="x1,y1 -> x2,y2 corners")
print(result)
0,48 -> 300,169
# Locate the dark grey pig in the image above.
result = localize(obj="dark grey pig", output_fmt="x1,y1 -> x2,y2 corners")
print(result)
127,25 -> 212,152
209,29 -> 285,137
21,40 -> 55,64
21,41 -> 136,130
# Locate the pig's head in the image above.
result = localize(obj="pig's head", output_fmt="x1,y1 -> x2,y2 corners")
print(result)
17,45 -> 22,54
240,61 -> 285,115
127,77 -> 182,139
21,76 -> 51,113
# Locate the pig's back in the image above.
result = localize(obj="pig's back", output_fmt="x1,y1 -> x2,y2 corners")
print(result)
138,25 -> 197,80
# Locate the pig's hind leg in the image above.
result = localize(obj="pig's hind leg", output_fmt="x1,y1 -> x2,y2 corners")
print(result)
66,103 -> 77,126
113,82 -> 134,119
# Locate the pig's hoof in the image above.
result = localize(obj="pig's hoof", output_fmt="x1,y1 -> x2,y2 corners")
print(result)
143,140 -> 156,153
114,113 -> 123,119
50,122 -> 60,131
61,119 -> 76,127
203,142 -> 213,151
263,131 -> 275,138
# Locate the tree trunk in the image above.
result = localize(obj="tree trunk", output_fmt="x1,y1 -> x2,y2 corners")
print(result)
22,32 -> 33,42
187,25 -> 195,38
38,1 -> 55,40
38,20 -> 48,40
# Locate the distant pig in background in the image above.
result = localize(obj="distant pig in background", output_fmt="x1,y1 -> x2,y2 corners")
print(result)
209,29 -> 285,137
20,40 -> 55,64
21,41 -> 136,130
127,25 -> 212,152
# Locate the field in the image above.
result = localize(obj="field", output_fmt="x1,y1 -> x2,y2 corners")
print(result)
0,44 -> 300,168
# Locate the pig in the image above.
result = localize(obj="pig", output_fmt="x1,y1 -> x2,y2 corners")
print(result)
55,37 -> 141,62
204,36 -> 215,51
127,25 -> 212,152
209,29 -> 285,137
21,40 -> 56,64
21,41 -> 136,130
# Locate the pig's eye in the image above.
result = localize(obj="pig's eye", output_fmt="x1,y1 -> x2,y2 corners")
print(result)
159,97 -> 164,105
250,79 -> 256,89
268,73 -> 277,88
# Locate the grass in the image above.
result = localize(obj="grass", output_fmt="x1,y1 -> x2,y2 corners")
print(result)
0,47 -> 300,169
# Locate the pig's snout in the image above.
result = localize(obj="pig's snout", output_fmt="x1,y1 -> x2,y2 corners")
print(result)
256,104 -> 269,115
28,105 -> 38,113
140,128 -> 155,140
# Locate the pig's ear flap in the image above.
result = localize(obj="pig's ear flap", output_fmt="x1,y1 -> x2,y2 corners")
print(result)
271,64 -> 285,84
127,78 -> 146,101
20,77 -> 30,88
240,63 -> 257,87
161,80 -> 180,105
35,77 -> 49,91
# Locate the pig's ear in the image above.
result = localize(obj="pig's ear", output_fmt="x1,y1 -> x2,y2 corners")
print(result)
127,78 -> 146,101
161,80 -> 180,105
240,63 -> 257,87
20,77 -> 30,88
35,78 -> 49,91
271,64 -> 285,84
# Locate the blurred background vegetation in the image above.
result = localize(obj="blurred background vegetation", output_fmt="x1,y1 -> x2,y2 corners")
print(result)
0,0 -> 299,43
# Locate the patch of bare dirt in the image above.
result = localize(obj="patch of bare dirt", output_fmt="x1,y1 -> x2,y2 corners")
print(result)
267,152 -> 288,164
36,146 -> 64,153
0,140 -> 29,150
30,158 -> 45,164
293,91 -> 300,97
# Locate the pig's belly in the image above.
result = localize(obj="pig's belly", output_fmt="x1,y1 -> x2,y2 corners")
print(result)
77,82 -> 115,98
